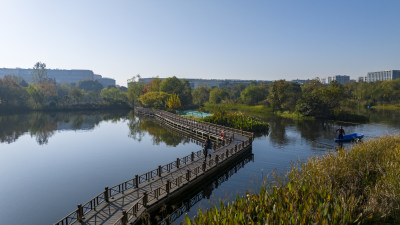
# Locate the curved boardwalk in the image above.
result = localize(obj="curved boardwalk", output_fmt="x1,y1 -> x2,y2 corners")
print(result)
55,108 -> 253,225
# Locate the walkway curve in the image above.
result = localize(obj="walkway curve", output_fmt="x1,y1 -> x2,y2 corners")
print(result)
54,108 -> 253,225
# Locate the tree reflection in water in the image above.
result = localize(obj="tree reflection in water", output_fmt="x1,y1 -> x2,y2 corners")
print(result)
0,110 -> 129,145
127,112 -> 189,147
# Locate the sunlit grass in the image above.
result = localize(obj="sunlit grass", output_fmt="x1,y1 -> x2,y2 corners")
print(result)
184,135 -> 400,225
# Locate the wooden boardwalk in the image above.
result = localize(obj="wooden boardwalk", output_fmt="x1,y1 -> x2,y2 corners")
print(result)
55,108 -> 253,225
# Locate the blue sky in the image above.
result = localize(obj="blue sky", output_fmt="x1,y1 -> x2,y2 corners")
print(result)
0,0 -> 399,86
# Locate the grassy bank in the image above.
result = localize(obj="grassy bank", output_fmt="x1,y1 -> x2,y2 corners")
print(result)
184,135 -> 400,224
203,111 -> 269,134
372,104 -> 400,111
203,103 -> 274,119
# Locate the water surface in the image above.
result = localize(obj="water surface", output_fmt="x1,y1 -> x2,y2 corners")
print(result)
0,109 -> 399,224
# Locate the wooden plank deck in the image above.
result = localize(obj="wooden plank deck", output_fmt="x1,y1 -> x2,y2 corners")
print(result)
55,108 -> 253,225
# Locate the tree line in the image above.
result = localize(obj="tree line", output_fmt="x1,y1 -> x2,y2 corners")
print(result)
0,62 -> 129,112
129,75 -> 400,120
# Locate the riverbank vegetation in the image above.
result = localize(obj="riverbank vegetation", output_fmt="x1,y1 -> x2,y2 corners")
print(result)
0,63 -> 130,113
2,63 -> 400,122
184,135 -> 400,224
203,110 -> 269,134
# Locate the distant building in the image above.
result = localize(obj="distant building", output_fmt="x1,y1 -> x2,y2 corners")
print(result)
321,75 -> 350,85
357,76 -> 367,82
94,74 -> 116,87
0,68 -> 115,86
366,70 -> 400,82
291,79 -> 312,85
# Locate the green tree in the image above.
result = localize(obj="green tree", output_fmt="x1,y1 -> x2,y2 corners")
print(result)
192,86 -> 211,105
160,76 -> 183,94
209,88 -> 229,104
0,76 -> 28,105
27,84 -> 44,107
31,62 -> 48,83
69,87 -> 83,103
240,84 -> 268,105
77,79 -> 104,92
127,74 -> 145,106
100,87 -> 127,104
138,91 -> 170,108
144,76 -> 162,93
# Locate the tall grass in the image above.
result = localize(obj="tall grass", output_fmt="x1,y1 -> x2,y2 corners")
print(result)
203,110 -> 269,134
184,135 -> 400,225
203,103 -> 274,119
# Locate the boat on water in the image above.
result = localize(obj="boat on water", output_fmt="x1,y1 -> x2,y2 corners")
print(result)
334,133 -> 364,142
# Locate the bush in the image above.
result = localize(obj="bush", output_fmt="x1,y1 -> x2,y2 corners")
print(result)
203,110 -> 269,134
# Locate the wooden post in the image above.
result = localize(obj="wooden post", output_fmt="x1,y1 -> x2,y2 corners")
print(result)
135,175 -> 139,188
143,192 -> 148,206
202,161 -> 206,171
191,152 -> 194,161
158,165 -> 162,177
122,210 -> 128,225
104,187 -> 109,203
186,169 -> 191,181
226,150 -> 229,158
166,180 -> 170,194
176,158 -> 180,168
216,155 -> 219,164
77,204 -> 84,222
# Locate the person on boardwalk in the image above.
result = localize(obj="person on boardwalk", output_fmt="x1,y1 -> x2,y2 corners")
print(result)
336,126 -> 345,139
220,130 -> 225,139
203,137 -> 211,158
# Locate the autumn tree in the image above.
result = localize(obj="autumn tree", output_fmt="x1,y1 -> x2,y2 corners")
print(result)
166,94 -> 181,111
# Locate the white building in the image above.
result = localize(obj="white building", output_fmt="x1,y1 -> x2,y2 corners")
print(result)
366,70 -> 400,82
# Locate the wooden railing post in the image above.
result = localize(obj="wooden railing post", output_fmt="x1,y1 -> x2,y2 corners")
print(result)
186,169 -> 191,181
176,158 -> 180,168
77,204 -> 84,222
166,180 -> 170,194
143,192 -> 148,206
202,161 -> 206,171
135,175 -> 139,188
104,187 -> 110,203
121,210 -> 128,225
158,165 -> 162,177
191,152 -> 195,161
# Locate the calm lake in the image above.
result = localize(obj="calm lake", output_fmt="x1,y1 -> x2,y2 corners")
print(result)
0,109 -> 399,225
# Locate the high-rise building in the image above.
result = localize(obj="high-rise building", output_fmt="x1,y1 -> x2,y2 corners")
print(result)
366,70 -> 400,82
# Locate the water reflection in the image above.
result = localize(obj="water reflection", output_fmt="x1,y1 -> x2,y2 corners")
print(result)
0,110 -> 126,145
127,113 -> 189,146
143,149 -> 254,225
0,110 -> 195,147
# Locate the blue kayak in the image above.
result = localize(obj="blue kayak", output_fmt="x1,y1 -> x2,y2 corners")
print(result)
334,133 -> 364,142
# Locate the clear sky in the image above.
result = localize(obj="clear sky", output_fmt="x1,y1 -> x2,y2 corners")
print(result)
0,0 -> 399,86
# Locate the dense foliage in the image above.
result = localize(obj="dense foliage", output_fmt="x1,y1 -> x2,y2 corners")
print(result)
203,110 -> 269,133
185,135 -> 400,225
0,67 -> 129,112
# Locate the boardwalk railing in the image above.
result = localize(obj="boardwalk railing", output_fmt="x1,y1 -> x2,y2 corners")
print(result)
55,108 -> 253,225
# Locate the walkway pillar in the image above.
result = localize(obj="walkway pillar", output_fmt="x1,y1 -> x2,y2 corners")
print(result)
135,175 -> 139,188
77,204 -> 84,222
121,210 -> 128,225
104,187 -> 109,203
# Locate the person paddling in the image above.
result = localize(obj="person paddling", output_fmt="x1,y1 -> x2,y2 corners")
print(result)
336,126 -> 345,139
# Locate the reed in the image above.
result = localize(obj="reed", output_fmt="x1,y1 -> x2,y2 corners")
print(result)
184,135 -> 400,224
